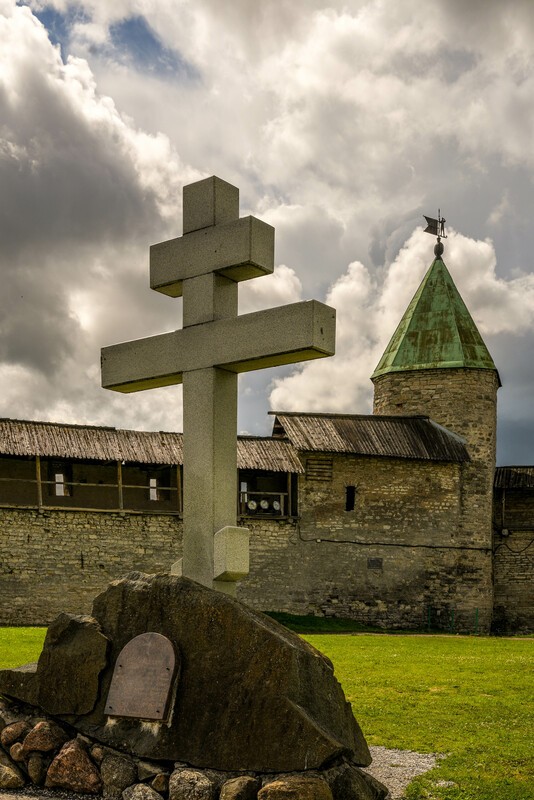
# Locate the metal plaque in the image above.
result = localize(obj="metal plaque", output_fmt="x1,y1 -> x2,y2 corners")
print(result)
105,632 -> 178,721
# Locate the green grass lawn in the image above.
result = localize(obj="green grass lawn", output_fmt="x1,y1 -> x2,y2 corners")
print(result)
305,634 -> 533,800
0,626 -> 46,669
1,629 -> 532,799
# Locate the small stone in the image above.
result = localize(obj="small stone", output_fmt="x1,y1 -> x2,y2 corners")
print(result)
0,761 -> 26,789
101,752 -> 138,799
169,768 -> 218,800
151,773 -> 169,794
22,720 -> 69,755
220,775 -> 260,800
45,739 -> 102,794
27,752 -> 48,786
123,784 -> 163,800
91,744 -> 107,764
0,720 -> 32,749
258,776 -> 333,800
9,741 -> 25,762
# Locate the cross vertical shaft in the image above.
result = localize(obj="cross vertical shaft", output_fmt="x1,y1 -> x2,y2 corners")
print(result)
180,183 -> 241,591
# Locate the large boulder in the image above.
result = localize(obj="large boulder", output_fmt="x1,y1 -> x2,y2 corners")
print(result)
0,573 -> 371,773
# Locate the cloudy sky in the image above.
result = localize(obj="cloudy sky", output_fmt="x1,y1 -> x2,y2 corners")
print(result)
1,0 -> 533,464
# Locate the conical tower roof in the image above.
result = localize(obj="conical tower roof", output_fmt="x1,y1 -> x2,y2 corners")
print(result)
372,256 -> 499,381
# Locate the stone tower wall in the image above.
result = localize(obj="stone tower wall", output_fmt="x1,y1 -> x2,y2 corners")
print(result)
372,367 -> 499,626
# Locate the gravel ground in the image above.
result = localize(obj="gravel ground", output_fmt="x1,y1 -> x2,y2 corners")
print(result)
365,745 -> 445,799
0,746 -> 443,800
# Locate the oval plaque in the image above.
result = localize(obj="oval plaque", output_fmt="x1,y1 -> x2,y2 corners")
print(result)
105,632 -> 178,721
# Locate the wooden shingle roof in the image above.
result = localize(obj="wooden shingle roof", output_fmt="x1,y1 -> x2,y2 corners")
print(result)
0,419 -> 303,473
271,412 -> 470,462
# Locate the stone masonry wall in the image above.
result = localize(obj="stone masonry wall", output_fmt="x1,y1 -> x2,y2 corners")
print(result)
239,454 -> 493,633
0,509 -> 182,625
372,368 -> 498,628
492,489 -> 534,633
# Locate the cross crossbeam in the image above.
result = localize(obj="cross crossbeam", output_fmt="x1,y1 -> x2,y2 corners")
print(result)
101,176 -> 336,593
101,301 -> 334,393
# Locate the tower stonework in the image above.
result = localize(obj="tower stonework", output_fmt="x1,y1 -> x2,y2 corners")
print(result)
372,256 -> 500,633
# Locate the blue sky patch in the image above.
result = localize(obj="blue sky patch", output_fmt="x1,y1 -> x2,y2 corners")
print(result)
109,15 -> 197,79
23,4 -> 197,80
28,4 -> 89,58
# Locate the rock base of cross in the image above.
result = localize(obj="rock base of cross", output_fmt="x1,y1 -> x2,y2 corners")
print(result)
0,573 -> 388,800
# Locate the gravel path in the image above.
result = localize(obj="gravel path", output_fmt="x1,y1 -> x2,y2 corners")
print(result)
0,746 -> 444,800
364,745 -> 445,799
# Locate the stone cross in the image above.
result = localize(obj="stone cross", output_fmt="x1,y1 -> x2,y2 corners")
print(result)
101,176 -> 335,594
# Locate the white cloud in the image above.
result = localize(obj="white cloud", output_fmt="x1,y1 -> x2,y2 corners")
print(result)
270,230 -> 534,414
239,265 -> 302,315
2,0 -> 534,461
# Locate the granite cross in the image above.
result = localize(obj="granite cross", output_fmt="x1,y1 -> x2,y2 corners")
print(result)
101,176 -> 335,594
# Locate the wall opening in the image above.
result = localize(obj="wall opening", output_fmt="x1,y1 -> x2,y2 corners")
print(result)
345,485 -> 356,511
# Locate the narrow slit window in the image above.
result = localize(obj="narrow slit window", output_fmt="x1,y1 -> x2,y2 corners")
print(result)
345,485 -> 356,511
149,477 -> 158,501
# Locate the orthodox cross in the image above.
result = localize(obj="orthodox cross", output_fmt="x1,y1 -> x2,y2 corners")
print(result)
101,177 -> 336,594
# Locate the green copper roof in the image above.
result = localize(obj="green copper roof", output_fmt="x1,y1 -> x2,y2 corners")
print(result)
372,257 -> 498,380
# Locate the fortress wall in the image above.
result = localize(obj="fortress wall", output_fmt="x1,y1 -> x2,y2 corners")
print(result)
239,454 -> 493,633
0,508 -> 182,625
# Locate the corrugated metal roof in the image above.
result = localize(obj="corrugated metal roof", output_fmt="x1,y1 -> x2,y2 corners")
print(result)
494,467 -> 534,489
271,412 -> 469,462
0,419 -> 302,473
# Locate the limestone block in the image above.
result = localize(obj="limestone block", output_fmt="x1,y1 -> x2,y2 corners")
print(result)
213,526 -> 250,581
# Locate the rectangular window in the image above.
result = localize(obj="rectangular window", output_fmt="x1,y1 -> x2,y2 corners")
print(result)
149,477 -> 158,501
48,461 -> 72,497
345,485 -> 356,511
55,472 -> 68,497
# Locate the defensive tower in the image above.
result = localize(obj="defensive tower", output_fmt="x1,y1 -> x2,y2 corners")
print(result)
371,237 -> 500,631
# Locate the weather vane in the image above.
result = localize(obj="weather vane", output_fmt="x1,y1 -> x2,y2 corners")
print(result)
423,209 -> 447,257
